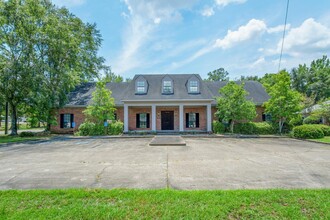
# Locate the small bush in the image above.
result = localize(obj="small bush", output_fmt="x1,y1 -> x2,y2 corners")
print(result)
108,121 -> 124,135
212,121 -> 225,134
76,121 -> 123,136
19,131 -> 35,137
254,122 -> 274,134
293,125 -> 324,139
233,122 -> 274,135
313,124 -> 330,136
303,115 -> 321,124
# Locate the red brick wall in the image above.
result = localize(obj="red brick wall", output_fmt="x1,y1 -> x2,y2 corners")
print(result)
156,107 -> 179,131
184,106 -> 207,131
128,107 -> 152,131
51,107 -> 86,134
51,106 -> 125,134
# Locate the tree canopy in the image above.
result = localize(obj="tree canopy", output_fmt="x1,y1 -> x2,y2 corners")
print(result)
0,0 -> 104,134
216,81 -> 256,133
206,68 -> 229,81
264,71 -> 302,133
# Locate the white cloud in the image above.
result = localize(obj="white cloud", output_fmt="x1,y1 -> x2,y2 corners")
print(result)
52,0 -> 85,7
215,19 -> 267,49
215,0 -> 247,7
250,57 -> 266,68
201,6 -> 215,17
113,0 -> 198,74
267,24 -> 291,33
276,18 -> 330,56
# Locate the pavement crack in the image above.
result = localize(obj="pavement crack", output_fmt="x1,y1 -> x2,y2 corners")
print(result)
166,146 -> 170,189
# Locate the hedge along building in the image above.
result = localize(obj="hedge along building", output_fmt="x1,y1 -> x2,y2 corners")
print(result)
51,74 -> 270,133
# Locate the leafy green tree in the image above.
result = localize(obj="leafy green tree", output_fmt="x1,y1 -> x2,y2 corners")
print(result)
216,82 -> 257,133
260,73 -> 277,89
206,68 -> 229,81
0,0 -> 104,134
103,67 -> 123,83
83,81 -> 116,125
290,64 -> 309,95
264,71 -> 303,133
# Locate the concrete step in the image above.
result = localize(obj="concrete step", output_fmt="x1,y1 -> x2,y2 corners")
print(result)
149,136 -> 186,146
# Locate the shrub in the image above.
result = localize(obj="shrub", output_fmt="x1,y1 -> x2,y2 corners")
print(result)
212,121 -> 225,134
108,121 -> 124,135
76,121 -> 123,136
233,122 -> 274,135
313,124 -> 330,136
254,122 -> 274,134
293,125 -> 324,139
19,131 -> 35,137
303,115 -> 321,124
233,122 -> 255,134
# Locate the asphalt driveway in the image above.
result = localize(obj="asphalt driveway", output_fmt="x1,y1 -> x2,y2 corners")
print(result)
0,137 -> 329,190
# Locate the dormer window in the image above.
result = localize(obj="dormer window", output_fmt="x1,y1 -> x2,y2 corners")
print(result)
162,75 -> 173,94
135,75 -> 148,94
187,75 -> 200,94
137,81 -> 145,93
189,81 -> 198,92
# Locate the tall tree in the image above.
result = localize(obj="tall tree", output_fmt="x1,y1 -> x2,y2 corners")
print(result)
240,75 -> 260,81
216,82 -> 256,133
290,64 -> 309,95
206,68 -> 229,81
0,0 -> 104,134
0,0 -> 41,135
264,71 -> 302,133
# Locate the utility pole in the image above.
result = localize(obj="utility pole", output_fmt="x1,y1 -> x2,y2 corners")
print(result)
5,102 -> 8,135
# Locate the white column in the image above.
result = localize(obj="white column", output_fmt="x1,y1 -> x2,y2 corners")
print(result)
207,103 -> 212,132
124,104 -> 128,132
179,104 -> 184,132
152,104 -> 156,131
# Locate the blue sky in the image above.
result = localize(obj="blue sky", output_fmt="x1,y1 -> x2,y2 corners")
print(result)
53,0 -> 330,80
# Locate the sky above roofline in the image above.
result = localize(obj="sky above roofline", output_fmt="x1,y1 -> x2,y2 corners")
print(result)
53,0 -> 330,80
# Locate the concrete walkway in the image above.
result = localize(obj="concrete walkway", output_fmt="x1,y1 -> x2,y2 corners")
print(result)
149,136 -> 186,146
0,137 -> 329,190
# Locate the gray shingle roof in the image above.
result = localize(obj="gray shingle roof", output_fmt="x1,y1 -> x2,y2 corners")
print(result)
66,74 -> 269,106
204,81 -> 270,105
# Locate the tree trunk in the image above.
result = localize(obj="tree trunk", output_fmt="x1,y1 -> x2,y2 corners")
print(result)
10,103 -> 18,136
230,120 -> 234,133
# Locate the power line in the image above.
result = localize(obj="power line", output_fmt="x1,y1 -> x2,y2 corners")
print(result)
278,0 -> 290,72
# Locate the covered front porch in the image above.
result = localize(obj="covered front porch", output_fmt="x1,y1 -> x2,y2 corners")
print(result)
123,101 -> 213,133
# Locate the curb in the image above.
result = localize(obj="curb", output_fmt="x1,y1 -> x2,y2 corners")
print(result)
293,138 -> 330,146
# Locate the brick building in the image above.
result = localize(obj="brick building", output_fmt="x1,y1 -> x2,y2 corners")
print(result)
51,74 -> 270,133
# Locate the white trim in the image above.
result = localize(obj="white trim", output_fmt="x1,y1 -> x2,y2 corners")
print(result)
151,104 -> 156,131
124,104 -> 128,132
179,104 -> 184,132
207,103 -> 212,132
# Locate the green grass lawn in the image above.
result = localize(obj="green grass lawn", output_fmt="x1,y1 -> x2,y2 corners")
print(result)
310,136 -> 330,143
0,189 -> 329,219
0,135 -> 45,144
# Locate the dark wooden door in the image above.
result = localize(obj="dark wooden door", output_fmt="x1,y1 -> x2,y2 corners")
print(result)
161,111 -> 174,130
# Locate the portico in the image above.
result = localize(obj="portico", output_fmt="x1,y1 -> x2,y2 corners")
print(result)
123,100 -> 213,133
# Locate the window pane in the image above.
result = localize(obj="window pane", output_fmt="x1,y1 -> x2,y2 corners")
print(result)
137,87 -> 145,93
190,86 -> 198,92
163,81 -> 171,86
137,81 -> 144,87
188,113 -> 196,128
63,114 -> 71,128
190,81 -> 198,86
140,113 -> 147,128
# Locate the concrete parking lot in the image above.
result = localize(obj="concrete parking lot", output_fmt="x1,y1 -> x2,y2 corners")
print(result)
0,137 -> 329,190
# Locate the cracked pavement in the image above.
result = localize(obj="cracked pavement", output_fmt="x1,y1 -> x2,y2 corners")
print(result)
0,137 -> 329,190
